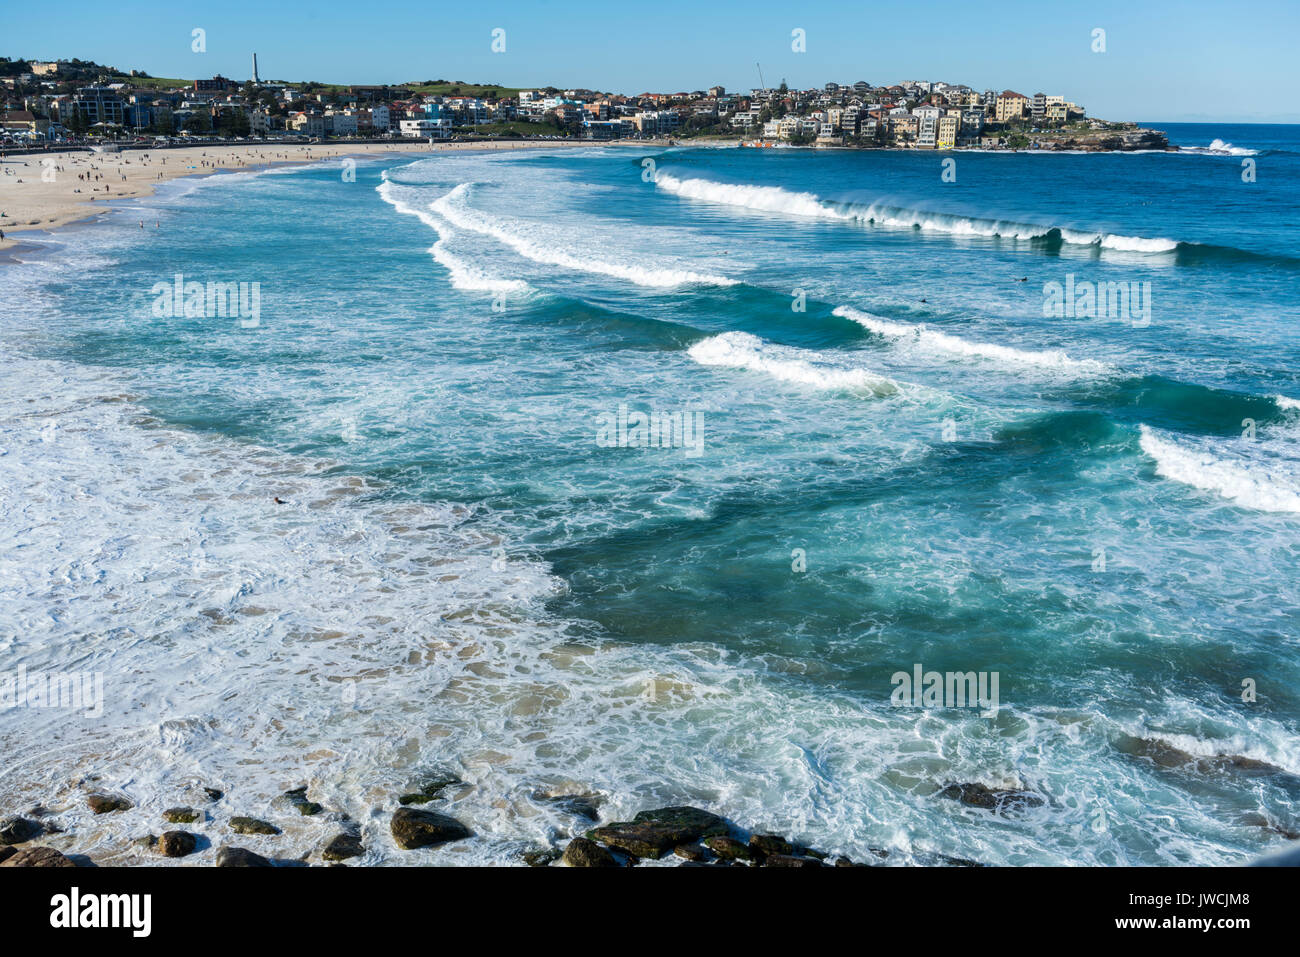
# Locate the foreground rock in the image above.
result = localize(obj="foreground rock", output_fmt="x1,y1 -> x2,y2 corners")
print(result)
228,816 -> 280,835
278,786 -> 323,816
939,782 -> 1045,813
87,794 -> 132,814
322,833 -> 364,861
704,835 -> 755,861
586,805 -> 729,859
163,807 -> 200,824
158,831 -> 198,858
749,834 -> 794,856
533,791 -> 602,821
215,846 -> 272,867
562,837 -> 619,867
397,775 -> 463,806
568,803 -> 902,868
390,807 -> 472,850
0,846 -> 76,867
0,816 -> 43,844
764,853 -> 823,867
632,806 -> 728,837
1116,736 -> 1300,786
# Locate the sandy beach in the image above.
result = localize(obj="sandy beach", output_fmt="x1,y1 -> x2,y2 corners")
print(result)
0,139 -> 612,254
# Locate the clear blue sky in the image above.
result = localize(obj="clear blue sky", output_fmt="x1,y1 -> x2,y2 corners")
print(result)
4,0 -> 1297,122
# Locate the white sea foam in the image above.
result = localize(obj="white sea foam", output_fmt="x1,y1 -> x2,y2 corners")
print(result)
0,350 -> 1017,869
432,183 -> 737,288
376,179 -> 530,294
688,331 -> 899,396
1098,234 -> 1178,253
0,352 -> 911,866
1273,394 -> 1300,412
654,172 -> 848,221
1139,425 -> 1300,514
833,306 -> 1114,376
655,171 -> 1179,253
1180,139 -> 1259,157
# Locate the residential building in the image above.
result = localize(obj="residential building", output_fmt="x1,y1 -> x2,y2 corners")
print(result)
195,76 -> 233,93
67,86 -> 127,126
937,114 -> 958,149
995,90 -> 1029,123
398,117 -> 450,138
917,112 -> 938,148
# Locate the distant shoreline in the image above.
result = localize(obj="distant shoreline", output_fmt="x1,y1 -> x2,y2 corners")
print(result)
0,139 -> 662,256
0,128 -> 1177,261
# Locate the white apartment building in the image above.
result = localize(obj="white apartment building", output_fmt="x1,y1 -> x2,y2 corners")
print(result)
399,117 -> 451,138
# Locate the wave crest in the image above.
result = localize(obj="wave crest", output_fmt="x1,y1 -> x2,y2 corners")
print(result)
654,172 -> 1178,254
688,331 -> 900,396
433,183 -> 737,288
1139,425 -> 1300,514
376,179 -> 530,294
833,306 -> 1114,376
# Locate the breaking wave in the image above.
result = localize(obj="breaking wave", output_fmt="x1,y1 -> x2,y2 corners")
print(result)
1139,425 -> 1300,514
654,172 -> 1179,254
376,178 -> 530,294
1180,139 -> 1259,157
688,331 -> 900,396
833,306 -> 1115,376
432,183 -> 737,288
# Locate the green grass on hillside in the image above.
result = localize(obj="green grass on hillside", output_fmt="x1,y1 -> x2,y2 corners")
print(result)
404,81 -> 523,98
109,75 -> 190,89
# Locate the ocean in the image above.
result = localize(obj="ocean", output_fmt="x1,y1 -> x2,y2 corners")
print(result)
2,122 -> 1298,865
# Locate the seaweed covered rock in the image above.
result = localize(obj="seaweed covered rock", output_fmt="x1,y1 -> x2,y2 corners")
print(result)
322,833 -> 364,861
158,831 -> 198,858
703,835 -> 754,861
277,786 -> 323,816
215,846 -> 272,867
749,834 -> 793,856
228,816 -> 280,835
561,837 -> 618,867
939,782 -> 1044,813
390,807 -> 471,850
87,794 -> 132,815
587,805 -> 728,859
0,816 -> 43,845
397,775 -> 463,806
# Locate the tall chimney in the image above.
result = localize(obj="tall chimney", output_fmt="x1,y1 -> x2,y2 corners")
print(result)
252,52 -> 260,84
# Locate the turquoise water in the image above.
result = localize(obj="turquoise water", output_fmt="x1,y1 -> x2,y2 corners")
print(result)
2,123 -> 1299,865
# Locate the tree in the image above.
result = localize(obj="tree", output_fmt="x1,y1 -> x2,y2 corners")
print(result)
66,107 -> 89,136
